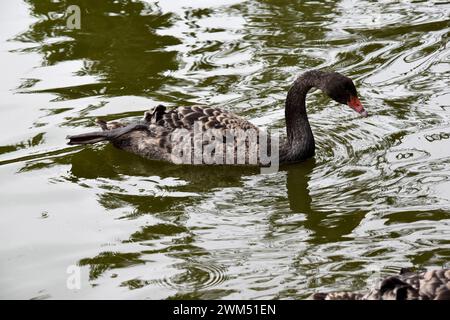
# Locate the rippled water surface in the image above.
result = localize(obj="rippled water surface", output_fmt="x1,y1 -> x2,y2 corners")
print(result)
1,0 -> 450,299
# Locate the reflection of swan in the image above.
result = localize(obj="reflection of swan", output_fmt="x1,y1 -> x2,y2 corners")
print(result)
313,268 -> 450,300
285,160 -> 366,243
69,145 -> 259,191
285,160 -> 314,213
67,71 -> 367,165
68,146 -> 261,217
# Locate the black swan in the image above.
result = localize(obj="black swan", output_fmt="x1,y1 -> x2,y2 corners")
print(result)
312,268 -> 450,300
67,70 -> 367,165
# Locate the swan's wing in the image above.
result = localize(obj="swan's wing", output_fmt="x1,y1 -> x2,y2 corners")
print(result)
144,105 -> 257,131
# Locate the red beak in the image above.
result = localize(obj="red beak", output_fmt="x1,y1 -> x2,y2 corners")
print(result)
348,96 -> 368,117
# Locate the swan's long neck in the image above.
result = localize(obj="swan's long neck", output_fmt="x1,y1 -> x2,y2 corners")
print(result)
281,71 -> 324,163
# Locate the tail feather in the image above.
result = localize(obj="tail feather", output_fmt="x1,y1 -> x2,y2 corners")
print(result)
67,123 -> 149,145
67,131 -> 109,145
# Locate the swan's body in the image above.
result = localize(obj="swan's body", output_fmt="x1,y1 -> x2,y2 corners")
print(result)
87,105 -> 260,164
67,70 -> 367,165
312,268 -> 450,300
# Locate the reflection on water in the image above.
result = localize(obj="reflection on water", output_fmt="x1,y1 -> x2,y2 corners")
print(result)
19,0 -> 180,99
0,0 -> 450,299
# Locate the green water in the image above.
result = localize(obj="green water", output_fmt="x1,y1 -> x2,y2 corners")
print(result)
1,0 -> 450,299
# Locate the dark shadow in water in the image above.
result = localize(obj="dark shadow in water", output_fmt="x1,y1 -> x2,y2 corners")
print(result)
285,161 -> 315,214
60,145 -> 260,217
284,160 -> 367,244
67,144 -> 260,191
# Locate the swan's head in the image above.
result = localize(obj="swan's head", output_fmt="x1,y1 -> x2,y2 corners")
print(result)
321,72 -> 368,117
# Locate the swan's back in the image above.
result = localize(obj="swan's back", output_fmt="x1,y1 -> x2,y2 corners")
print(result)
146,105 -> 257,131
